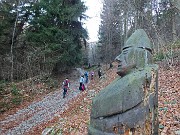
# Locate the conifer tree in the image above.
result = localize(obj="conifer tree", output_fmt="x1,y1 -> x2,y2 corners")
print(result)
26,0 -> 88,72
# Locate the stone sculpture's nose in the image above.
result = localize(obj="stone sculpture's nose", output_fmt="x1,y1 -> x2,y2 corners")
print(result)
115,54 -> 123,63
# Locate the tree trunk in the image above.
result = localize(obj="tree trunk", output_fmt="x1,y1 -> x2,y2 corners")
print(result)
124,11 -> 128,45
10,3 -> 19,82
171,1 -> 177,41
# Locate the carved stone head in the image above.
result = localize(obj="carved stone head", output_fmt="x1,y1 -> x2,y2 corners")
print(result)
88,29 -> 158,135
116,29 -> 153,77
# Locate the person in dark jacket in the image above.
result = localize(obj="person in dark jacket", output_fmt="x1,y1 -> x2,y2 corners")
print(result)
62,78 -> 70,98
84,71 -> 89,83
98,69 -> 102,78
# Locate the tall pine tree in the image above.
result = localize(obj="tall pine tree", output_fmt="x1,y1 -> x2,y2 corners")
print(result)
26,0 -> 88,73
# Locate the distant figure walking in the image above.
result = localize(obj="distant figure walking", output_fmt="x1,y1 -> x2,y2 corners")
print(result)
88,63 -> 91,68
109,63 -> 113,69
79,75 -> 85,91
62,78 -> 70,98
91,71 -> 94,80
84,71 -> 89,83
98,69 -> 102,78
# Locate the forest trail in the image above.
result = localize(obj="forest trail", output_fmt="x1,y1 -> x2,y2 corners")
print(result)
37,61 -> 179,135
0,68 -> 86,135
0,60 -> 179,135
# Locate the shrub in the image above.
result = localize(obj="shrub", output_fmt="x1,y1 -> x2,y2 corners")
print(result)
154,51 -> 165,61
0,80 -> 9,95
46,78 -> 58,89
11,96 -> 22,105
11,83 -> 20,96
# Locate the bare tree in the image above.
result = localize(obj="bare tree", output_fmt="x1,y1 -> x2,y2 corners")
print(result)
10,0 -> 20,82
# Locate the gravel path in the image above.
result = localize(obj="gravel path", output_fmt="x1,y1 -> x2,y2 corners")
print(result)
0,68 -> 87,135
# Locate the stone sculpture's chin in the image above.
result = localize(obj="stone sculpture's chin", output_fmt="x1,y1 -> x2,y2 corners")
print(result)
117,66 -> 131,77
117,64 -> 137,77
117,70 -> 126,77
117,66 -> 128,77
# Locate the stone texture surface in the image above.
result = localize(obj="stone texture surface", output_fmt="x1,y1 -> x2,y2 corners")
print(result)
89,65 -> 158,134
88,29 -> 159,135
115,29 -> 153,77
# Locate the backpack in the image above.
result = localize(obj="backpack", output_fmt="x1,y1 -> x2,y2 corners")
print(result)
84,72 -> 88,77
64,80 -> 68,86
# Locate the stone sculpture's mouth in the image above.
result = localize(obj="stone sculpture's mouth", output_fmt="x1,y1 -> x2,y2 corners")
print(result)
118,64 -> 122,67
117,68 -> 126,77
117,63 -> 136,77
117,63 -> 126,76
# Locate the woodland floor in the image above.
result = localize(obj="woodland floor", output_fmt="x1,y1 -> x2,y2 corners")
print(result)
0,59 -> 179,135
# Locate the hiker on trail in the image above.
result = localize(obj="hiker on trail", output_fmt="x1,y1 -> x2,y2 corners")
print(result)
84,71 -> 89,83
88,63 -> 91,68
62,78 -> 70,98
98,63 -> 101,67
109,63 -> 113,69
91,71 -> 94,80
98,69 -> 102,78
79,75 -> 85,91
